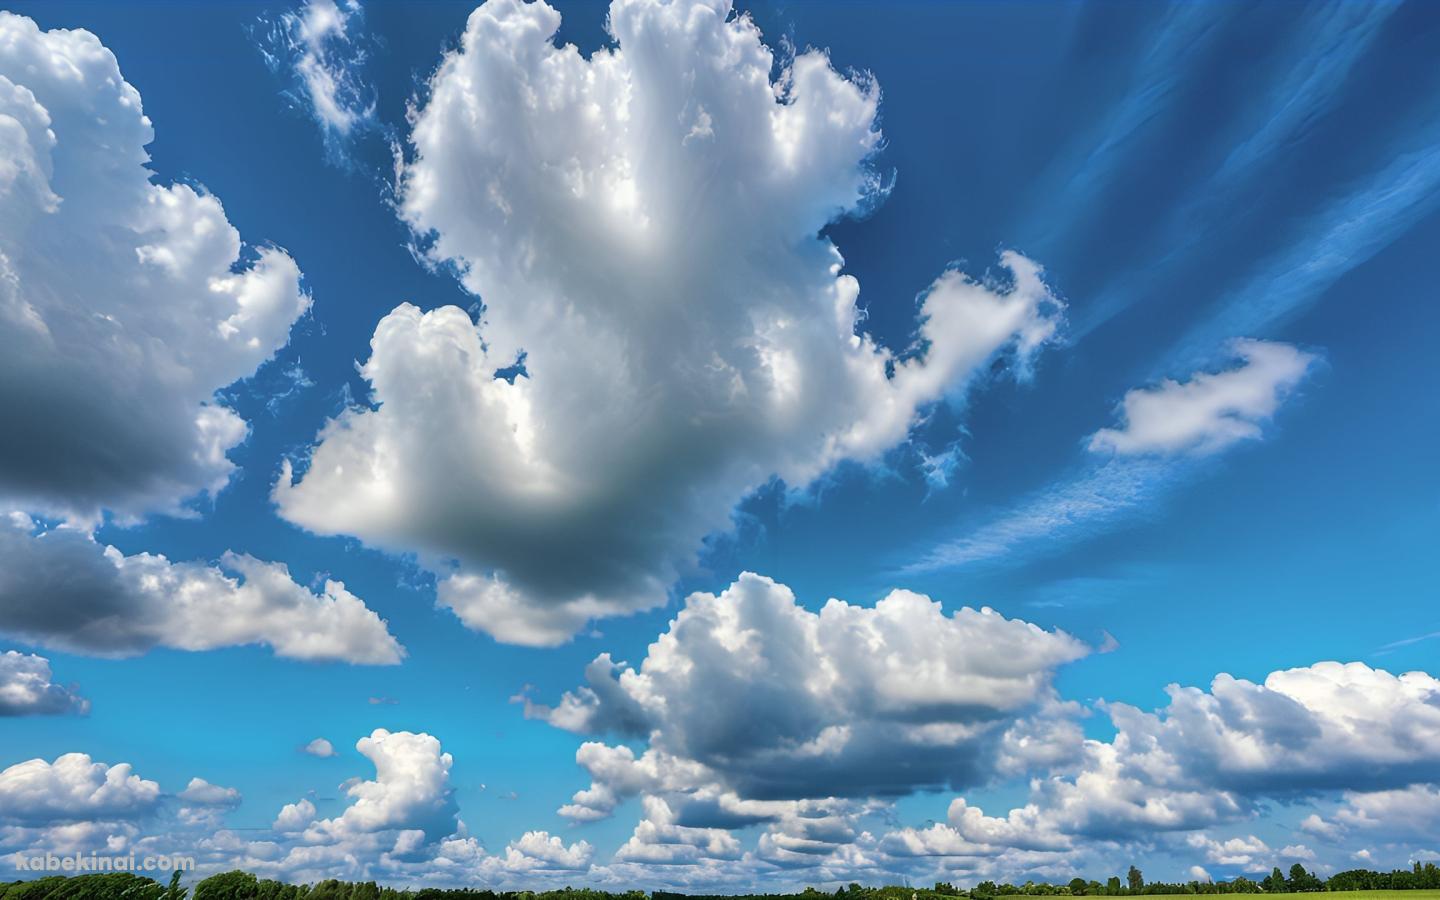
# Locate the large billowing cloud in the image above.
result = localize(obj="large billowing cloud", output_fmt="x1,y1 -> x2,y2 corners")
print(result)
0,514 -> 403,664
0,650 -> 88,716
0,13 -> 400,664
0,12 -> 311,524
274,0 -> 1063,645
525,572 -> 1088,819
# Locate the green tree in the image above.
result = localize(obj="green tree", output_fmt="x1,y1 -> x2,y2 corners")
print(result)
1106,879 -> 1123,896
1262,869 -> 1286,893
193,871 -> 259,900
1128,867 -> 1145,895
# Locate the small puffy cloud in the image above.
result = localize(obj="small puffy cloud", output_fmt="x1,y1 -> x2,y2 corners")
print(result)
0,754 -> 161,824
0,12 -> 311,524
256,0 -> 376,153
304,738 -> 338,758
276,0 -> 1063,646
0,515 -> 403,664
307,729 -> 458,843
493,831 -> 595,873
178,777 -> 242,809
527,572 -> 1087,816
273,798 -> 317,833
1300,813 -> 1343,841
1089,339 -> 1315,456
1188,833 -> 1273,868
0,650 -> 88,716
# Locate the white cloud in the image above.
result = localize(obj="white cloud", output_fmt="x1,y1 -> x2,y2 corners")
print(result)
527,572 -> 1087,817
909,339 -> 1315,571
304,738 -> 338,758
306,729 -> 458,843
273,798 -> 317,833
0,14 -> 402,667
178,778 -> 242,809
0,754 -> 160,824
901,661 -> 1440,851
1089,339 -> 1316,456
494,830 -> 595,872
0,12 -> 311,524
275,0 -> 1063,645
0,515 -> 404,664
0,650 -> 88,716
614,797 -> 744,865
1300,813 -> 1342,841
257,0 -> 376,150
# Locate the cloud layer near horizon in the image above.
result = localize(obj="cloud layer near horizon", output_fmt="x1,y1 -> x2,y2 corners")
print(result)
4,655 -> 1436,889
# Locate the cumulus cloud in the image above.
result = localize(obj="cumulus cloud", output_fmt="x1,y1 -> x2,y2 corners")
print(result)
306,729 -> 458,843
0,515 -> 403,664
899,662 -> 1440,852
0,11 -> 311,524
273,798 -> 317,833
0,754 -> 161,824
178,778 -> 242,809
0,14 -> 400,665
304,738 -> 338,758
256,0 -> 376,154
526,572 -> 1087,818
1089,339 -> 1316,456
0,650 -> 88,716
1329,783 -> 1440,841
275,0 -> 1063,645
1187,833 -> 1275,869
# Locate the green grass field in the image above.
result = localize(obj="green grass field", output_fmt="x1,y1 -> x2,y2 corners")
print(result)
1125,895 -> 1440,900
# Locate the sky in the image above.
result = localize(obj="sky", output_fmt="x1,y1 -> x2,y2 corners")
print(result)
0,0 -> 1438,891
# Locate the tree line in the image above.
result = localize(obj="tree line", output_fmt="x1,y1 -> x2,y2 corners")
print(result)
3,861 -> 1439,900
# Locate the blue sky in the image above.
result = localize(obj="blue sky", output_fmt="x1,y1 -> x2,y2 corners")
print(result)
1,0 -> 1438,890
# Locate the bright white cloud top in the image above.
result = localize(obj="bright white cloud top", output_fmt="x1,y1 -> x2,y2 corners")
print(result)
275,0 -> 1063,645
525,573 -> 1088,825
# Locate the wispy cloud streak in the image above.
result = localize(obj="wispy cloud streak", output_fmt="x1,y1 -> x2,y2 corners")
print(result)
1073,2 -> 1405,337
256,0 -> 377,163
904,457 -> 1174,573
1175,123 -> 1440,366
